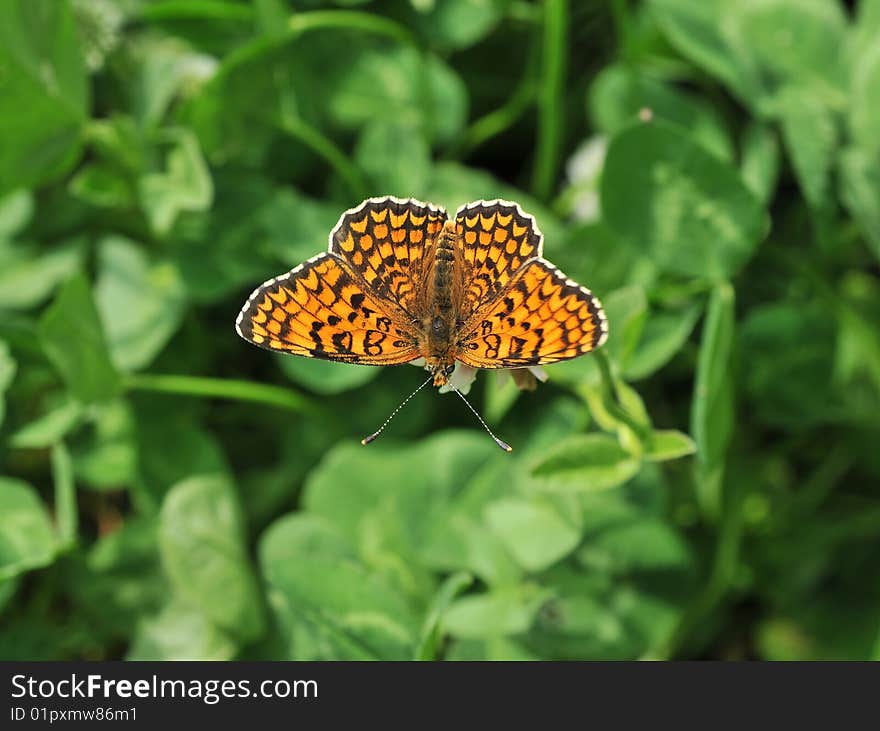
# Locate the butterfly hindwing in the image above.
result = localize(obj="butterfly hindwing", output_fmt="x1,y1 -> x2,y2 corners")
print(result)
455,258 -> 608,368
329,196 -> 448,316
236,253 -> 420,364
453,200 -> 544,322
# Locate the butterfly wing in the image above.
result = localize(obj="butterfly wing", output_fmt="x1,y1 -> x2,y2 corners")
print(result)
452,201 -> 608,368
236,253 -> 420,364
452,200 -> 544,324
329,196 -> 448,317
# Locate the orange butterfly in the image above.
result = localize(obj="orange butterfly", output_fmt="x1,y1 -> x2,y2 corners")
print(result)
236,197 -> 608,449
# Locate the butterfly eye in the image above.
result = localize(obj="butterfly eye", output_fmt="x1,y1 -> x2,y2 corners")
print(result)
444,364 -> 455,376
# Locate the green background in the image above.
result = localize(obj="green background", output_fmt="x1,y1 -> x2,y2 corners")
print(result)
1,0 -> 879,661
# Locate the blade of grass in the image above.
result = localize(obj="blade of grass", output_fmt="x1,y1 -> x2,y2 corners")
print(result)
531,0 -> 567,201
416,572 -> 474,661
51,442 -> 77,551
444,43 -> 539,160
278,116 -> 369,201
594,349 -> 653,441
124,373 -> 317,414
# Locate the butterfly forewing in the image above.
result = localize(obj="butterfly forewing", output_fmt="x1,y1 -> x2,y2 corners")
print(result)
236,253 -> 420,364
329,196 -> 448,317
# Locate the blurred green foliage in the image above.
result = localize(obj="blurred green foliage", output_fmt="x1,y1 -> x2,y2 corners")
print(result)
1,0 -> 879,661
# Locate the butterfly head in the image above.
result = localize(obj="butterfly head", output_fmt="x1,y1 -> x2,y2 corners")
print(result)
428,361 -> 456,387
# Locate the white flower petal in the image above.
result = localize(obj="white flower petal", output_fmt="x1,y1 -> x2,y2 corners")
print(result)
528,365 -> 549,383
438,362 -> 478,395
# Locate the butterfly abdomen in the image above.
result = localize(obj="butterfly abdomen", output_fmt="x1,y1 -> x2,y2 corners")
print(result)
423,222 -> 459,369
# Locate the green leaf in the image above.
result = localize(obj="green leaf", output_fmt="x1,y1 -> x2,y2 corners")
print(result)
277,354 -> 381,395
589,64 -> 732,160
649,0 -> 760,105
260,513 -> 419,660
409,0 -> 508,50
644,430 -> 697,462
0,340 -> 16,428
601,120 -> 765,280
443,585 -> 551,639
172,175 -> 302,304
138,129 -> 213,237
691,282 -> 735,468
415,571 -> 474,660
0,240 -> 83,310
624,302 -> 700,381
128,598 -> 238,661
483,371 -> 522,425
94,236 -> 186,371
690,283 -> 735,519
70,399 -> 137,490
585,519 -> 692,572
130,36 -> 218,130
0,477 -> 58,580
839,147 -> 880,262
327,45 -> 467,144
850,20 -> 880,155
9,399 -> 84,449
650,0 -> 847,113
0,189 -> 34,239
304,432 -> 495,551
84,115 -> 147,176
602,285 -> 648,371
739,302 -> 836,426
531,434 -> 641,492
51,442 -> 77,549
0,578 -> 19,613
775,86 -> 836,208
305,432 -> 518,588
484,496 -> 583,572
355,120 -> 431,195
66,516 -> 164,640
158,475 -> 264,642
134,409 -> 229,508
739,122 -> 780,205
257,187 -> 341,265
184,32 -> 466,165
0,0 -> 88,195
38,274 -> 121,403
68,163 -> 134,209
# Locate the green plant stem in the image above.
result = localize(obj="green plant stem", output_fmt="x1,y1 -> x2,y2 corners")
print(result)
531,0 -> 567,201
609,0 -> 631,57
448,81 -> 536,160
278,116 -> 369,200
124,373 -> 316,414
139,0 -> 254,22
51,443 -> 77,551
445,46 -> 539,160
287,10 -> 415,46
594,350 -> 652,440
199,9 -> 416,200
658,483 -> 743,659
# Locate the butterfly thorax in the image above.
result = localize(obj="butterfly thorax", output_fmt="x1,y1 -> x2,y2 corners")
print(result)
421,221 -> 461,385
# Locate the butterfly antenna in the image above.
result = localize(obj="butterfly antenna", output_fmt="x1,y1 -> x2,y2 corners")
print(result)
451,386 -> 513,452
361,374 -> 434,445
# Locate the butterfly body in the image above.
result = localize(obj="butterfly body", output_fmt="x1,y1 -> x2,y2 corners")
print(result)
419,220 -> 461,385
237,197 -> 608,389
